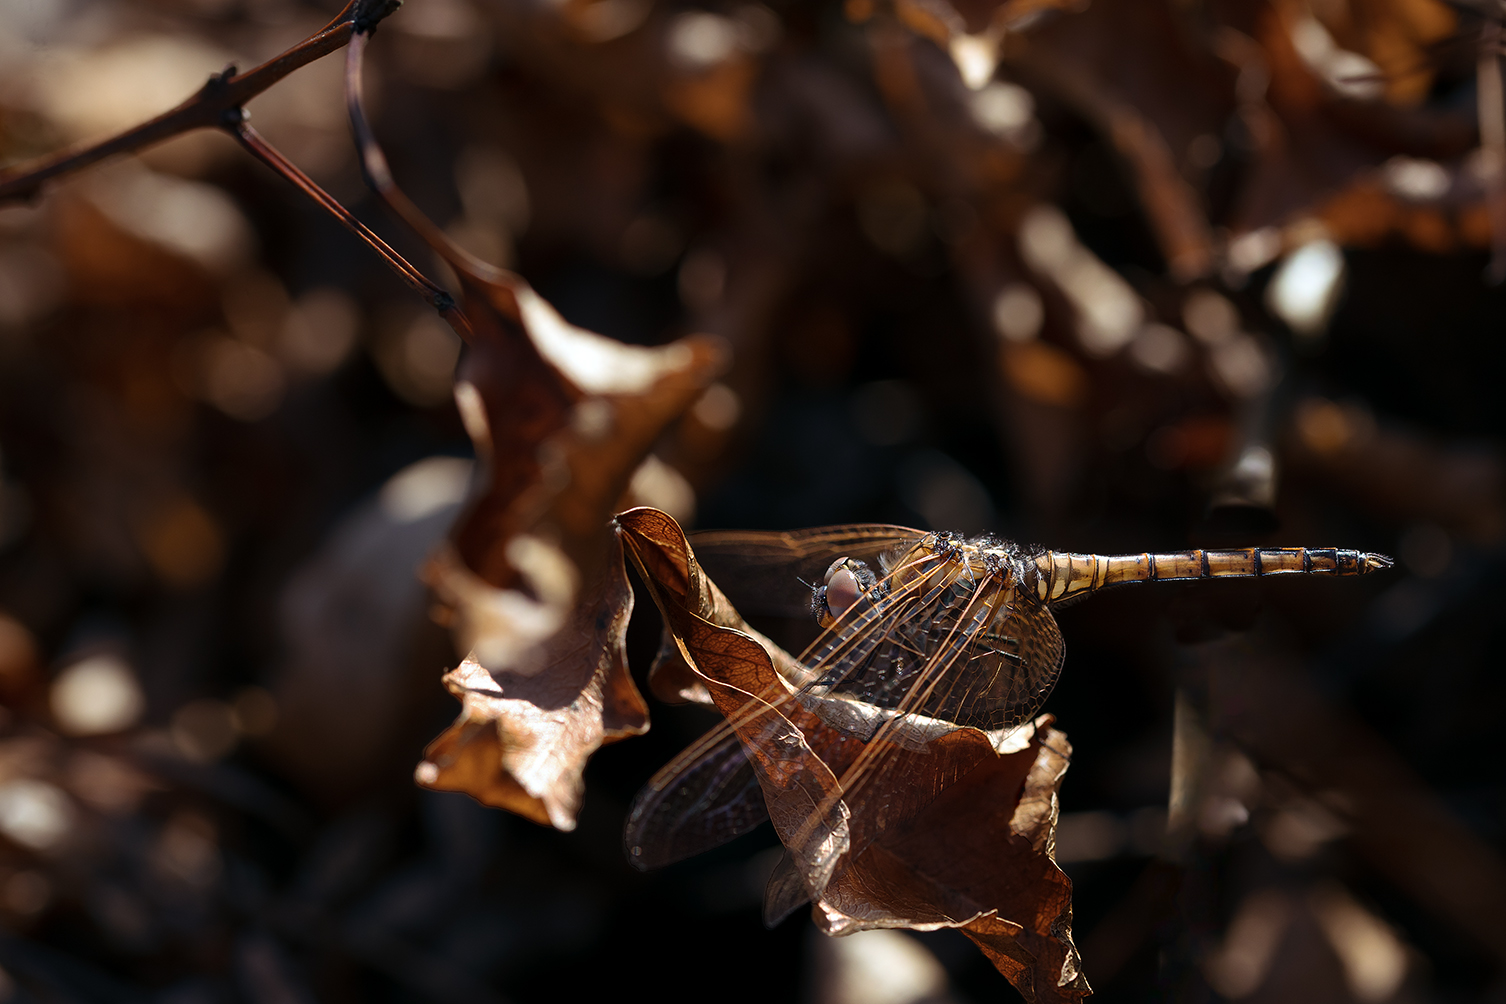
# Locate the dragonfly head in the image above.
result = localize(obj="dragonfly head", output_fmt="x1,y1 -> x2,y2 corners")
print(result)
811,556 -> 878,628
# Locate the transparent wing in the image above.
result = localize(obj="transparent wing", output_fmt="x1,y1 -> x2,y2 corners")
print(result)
626,534 -> 1067,896
624,525 -> 919,869
882,596 -> 1063,732
779,549 -> 1066,899
800,549 -> 1064,733
691,525 -> 922,617
624,723 -> 767,869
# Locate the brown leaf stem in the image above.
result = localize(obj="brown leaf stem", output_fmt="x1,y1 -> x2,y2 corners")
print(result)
228,122 -> 463,325
344,28 -> 520,319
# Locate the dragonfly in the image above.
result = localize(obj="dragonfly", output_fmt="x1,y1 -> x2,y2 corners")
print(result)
624,522 -> 1392,919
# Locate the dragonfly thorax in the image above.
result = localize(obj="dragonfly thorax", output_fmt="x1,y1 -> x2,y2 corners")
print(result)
890,532 -> 1045,604
807,532 -> 1049,637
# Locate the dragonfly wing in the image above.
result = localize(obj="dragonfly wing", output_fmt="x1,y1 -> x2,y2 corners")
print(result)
692,525 -> 923,617
936,596 -> 1064,733
627,534 -> 1069,903
763,850 -> 809,928
625,723 -> 769,870
781,566 -> 1068,897
623,528 -> 922,872
811,566 -> 1065,734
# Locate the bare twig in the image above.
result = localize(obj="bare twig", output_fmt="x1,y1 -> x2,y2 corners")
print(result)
0,0 -> 398,204
0,0 -> 471,331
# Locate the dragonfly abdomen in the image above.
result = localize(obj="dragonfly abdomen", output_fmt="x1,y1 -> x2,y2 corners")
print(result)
1033,547 -> 1393,604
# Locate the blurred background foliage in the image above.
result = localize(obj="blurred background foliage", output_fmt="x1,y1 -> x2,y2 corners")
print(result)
0,0 -> 1505,1000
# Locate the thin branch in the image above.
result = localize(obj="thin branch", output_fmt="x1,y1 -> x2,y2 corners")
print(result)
345,27 -> 521,322
0,0 -> 468,331
0,0 -> 401,204
229,121 -> 457,318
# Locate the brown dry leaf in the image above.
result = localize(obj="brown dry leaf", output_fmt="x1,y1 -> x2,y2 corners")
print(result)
616,507 -> 1089,1002
814,724 -> 1086,1003
415,274 -> 727,830
617,503 -> 813,706
418,534 -> 640,828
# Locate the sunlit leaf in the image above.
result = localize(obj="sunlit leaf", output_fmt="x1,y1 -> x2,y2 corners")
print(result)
616,507 -> 1089,1001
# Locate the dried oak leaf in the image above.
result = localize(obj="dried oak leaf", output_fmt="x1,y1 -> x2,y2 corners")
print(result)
416,276 -> 726,830
616,501 -> 811,708
616,507 -> 1089,1002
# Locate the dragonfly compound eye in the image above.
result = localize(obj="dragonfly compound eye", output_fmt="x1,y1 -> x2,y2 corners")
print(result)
812,556 -> 876,628
825,567 -> 861,619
